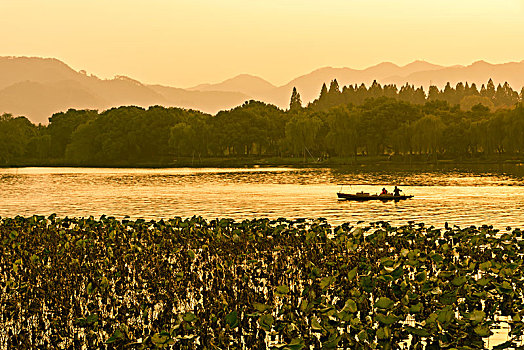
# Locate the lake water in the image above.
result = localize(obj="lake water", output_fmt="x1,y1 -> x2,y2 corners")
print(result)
1,165 -> 523,229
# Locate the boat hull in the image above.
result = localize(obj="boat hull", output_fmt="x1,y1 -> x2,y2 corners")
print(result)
337,193 -> 414,201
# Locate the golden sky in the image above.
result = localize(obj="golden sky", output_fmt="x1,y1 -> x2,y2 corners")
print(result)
2,0 -> 524,87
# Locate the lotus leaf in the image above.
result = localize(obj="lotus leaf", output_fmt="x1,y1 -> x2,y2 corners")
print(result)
299,299 -> 309,313
337,311 -> 351,322
437,306 -> 454,324
225,310 -> 239,328
380,257 -> 395,267
357,329 -> 368,341
477,277 -> 490,287
407,250 -> 420,259
468,310 -> 485,325
253,302 -> 272,312
275,285 -> 290,296
376,313 -> 400,325
87,282 -> 94,294
311,317 -> 322,331
310,266 -> 321,278
389,265 -> 404,280
496,281 -> 513,294
415,270 -> 427,283
426,312 -> 438,325
347,267 -> 357,281
452,276 -> 467,286
342,299 -> 358,313
439,270 -> 454,278
322,335 -> 341,349
473,325 -> 491,337
409,302 -> 423,314
259,314 -> 274,331
100,276 -> 109,289
320,276 -> 335,290
360,276 -> 375,292
479,261 -> 492,271
182,312 -> 196,322
377,274 -> 393,283
105,328 -> 125,344
376,326 -> 391,340
431,253 -> 443,263
151,333 -> 175,347
440,291 -> 457,305
351,227 -> 363,238
375,297 -> 395,310
75,313 -> 98,327
350,316 -> 362,329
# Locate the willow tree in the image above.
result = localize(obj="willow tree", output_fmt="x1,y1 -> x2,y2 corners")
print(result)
325,105 -> 358,157
284,112 -> 323,160
411,114 -> 445,156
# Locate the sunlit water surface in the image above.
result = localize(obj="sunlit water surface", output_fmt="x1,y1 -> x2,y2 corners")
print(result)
0,165 -> 523,229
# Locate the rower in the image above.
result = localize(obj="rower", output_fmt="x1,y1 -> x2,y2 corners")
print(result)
393,186 -> 402,196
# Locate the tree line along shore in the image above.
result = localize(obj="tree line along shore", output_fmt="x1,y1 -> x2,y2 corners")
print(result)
1,79 -> 523,167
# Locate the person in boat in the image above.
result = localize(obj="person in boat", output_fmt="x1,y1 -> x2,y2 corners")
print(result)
393,186 -> 402,196
380,188 -> 388,195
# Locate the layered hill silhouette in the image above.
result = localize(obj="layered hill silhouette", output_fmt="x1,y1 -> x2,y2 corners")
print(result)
0,57 -> 248,124
1,56 -> 524,124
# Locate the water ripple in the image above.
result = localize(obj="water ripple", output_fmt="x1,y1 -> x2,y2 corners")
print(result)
0,166 -> 522,229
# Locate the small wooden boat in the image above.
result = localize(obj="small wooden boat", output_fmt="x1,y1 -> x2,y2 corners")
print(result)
337,191 -> 414,201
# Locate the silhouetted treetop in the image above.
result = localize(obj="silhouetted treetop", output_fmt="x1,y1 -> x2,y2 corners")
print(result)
289,87 -> 302,111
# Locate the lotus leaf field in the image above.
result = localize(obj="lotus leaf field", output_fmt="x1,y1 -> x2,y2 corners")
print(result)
2,215 -> 524,349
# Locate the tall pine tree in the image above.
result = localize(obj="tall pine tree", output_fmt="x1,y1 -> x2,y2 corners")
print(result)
482,79 -> 496,101
329,79 -> 340,94
319,83 -> 328,100
427,86 -> 440,101
289,87 -> 302,111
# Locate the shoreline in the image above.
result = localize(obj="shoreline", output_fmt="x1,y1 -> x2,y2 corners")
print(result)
2,155 -> 523,169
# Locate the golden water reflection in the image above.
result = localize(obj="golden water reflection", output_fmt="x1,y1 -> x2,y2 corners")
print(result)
0,166 -> 522,229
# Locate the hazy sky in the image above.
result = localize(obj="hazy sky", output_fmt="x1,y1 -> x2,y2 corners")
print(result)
2,0 -> 524,87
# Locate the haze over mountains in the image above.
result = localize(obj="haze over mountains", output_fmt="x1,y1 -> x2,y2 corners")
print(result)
1,56 -> 524,124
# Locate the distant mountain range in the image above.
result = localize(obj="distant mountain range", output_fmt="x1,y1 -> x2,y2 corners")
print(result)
0,57 -> 249,124
1,56 -> 524,124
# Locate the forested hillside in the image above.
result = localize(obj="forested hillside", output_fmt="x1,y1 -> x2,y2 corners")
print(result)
1,79 -> 523,166
3,57 -> 524,124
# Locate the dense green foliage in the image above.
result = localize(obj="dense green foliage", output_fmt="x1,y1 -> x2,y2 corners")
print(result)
1,79 -> 523,165
2,215 -> 524,348
309,79 -> 521,111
